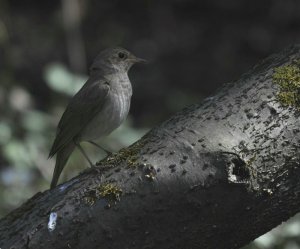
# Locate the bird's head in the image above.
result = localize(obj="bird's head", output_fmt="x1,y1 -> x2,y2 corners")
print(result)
90,47 -> 146,74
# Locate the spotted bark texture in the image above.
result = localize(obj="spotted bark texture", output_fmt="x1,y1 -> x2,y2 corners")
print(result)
1,45 -> 300,249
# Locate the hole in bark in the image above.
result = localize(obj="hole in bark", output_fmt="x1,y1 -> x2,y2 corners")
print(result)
231,158 -> 250,181
221,152 -> 251,184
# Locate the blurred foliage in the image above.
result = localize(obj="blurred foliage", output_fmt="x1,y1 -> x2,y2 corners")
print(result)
243,214 -> 300,249
0,0 -> 300,248
44,63 -> 87,96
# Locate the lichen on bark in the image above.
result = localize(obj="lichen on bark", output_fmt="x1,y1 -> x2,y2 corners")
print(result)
273,59 -> 300,108
83,183 -> 122,206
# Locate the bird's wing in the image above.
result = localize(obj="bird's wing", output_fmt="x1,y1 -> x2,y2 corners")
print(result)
49,77 -> 110,157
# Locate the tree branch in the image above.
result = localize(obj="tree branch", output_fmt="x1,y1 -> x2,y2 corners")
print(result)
1,45 -> 300,249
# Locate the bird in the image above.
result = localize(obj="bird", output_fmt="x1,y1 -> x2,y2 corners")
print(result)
49,47 -> 146,189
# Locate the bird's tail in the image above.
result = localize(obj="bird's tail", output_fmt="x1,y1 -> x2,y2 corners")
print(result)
50,143 -> 75,189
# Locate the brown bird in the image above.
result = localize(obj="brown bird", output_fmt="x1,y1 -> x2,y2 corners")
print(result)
49,47 -> 145,189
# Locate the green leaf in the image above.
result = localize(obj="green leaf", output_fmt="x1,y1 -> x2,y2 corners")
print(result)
43,63 -> 87,95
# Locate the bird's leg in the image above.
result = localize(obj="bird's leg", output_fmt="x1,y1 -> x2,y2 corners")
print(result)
75,143 -> 94,167
88,141 -> 112,155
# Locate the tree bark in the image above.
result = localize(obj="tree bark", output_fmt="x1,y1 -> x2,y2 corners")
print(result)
1,45 -> 300,249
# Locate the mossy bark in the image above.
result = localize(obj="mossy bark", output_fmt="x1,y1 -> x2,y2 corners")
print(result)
1,45 -> 300,249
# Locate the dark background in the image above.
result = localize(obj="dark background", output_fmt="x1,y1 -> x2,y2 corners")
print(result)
0,0 -> 300,248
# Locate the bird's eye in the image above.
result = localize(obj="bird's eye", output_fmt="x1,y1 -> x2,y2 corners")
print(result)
118,52 -> 126,59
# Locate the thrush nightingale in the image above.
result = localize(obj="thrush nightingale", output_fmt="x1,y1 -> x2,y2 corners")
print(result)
49,47 -> 145,189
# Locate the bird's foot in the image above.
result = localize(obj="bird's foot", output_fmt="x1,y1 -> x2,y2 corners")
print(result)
88,141 -> 113,155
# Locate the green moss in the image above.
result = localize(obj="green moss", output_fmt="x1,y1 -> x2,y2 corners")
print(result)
84,140 -> 146,206
273,60 -> 300,108
96,140 -> 145,168
83,183 -> 122,206
97,183 -> 122,201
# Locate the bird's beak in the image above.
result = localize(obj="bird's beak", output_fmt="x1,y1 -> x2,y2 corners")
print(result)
135,57 -> 147,64
130,55 -> 147,64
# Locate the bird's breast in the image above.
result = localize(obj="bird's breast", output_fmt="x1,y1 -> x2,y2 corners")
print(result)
108,83 -> 132,125
80,79 -> 132,141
